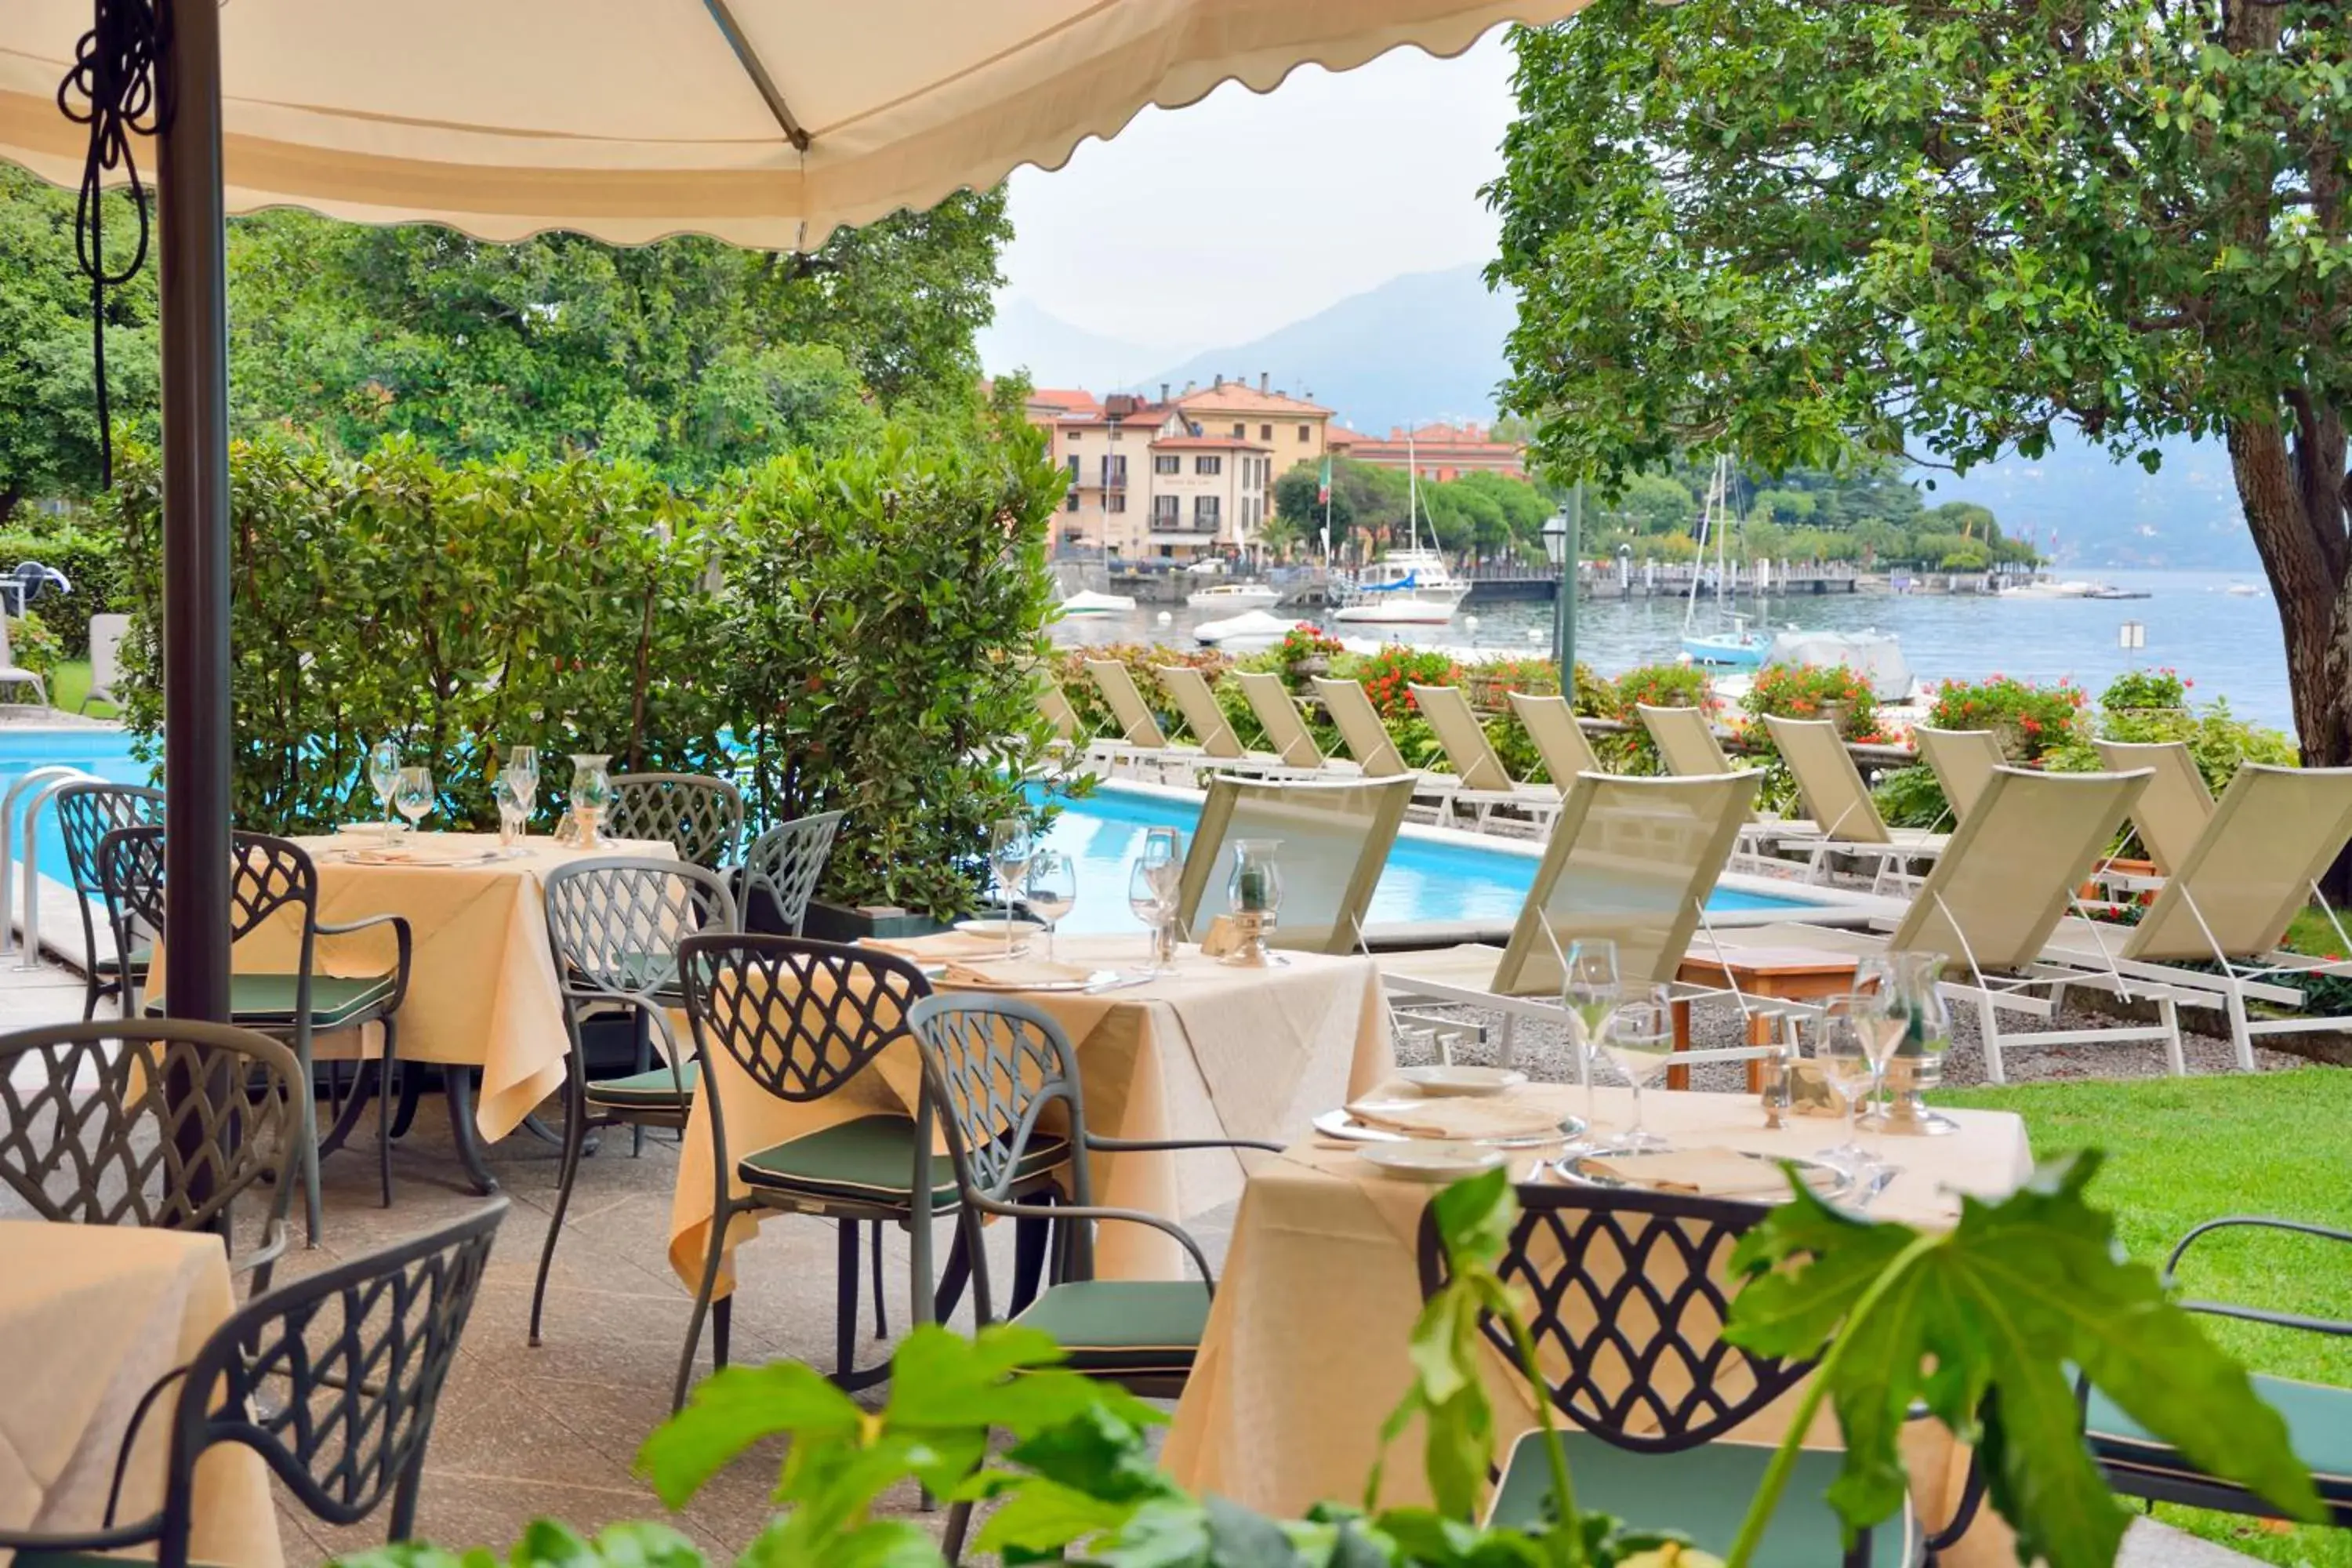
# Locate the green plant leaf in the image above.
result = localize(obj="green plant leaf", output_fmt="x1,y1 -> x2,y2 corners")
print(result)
1726,1152 -> 2320,1568
637,1361 -> 866,1509
973,1474 -> 1146,1557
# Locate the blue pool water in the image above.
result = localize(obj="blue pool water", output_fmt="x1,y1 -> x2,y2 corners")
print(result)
0,728 -> 151,879
1035,782 -> 1832,935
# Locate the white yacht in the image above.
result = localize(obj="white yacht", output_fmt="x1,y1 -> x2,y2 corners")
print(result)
1056,587 -> 1136,617
1331,434 -> 1470,625
1185,582 -> 1282,612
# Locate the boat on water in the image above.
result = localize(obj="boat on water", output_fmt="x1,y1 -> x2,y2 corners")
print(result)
1332,434 -> 1470,625
1057,588 -> 1136,617
1185,582 -> 1281,612
1679,455 -> 1768,667
1192,608 -> 1297,648
2226,582 -> 2264,597
1763,628 -> 1915,703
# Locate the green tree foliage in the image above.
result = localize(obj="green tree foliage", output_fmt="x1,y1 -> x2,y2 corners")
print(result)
0,169 -> 158,521
1272,457 -> 1555,559
1488,0 -> 2352,771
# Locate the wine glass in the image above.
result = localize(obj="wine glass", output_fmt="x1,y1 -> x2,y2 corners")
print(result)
987,818 -> 1033,957
1129,857 -> 1178,973
1599,989 -> 1675,1152
394,765 -> 435,834
1851,984 -> 1907,1134
492,771 -> 526,855
505,745 -> 539,789
1806,1003 -> 1878,1177
1562,938 -> 1621,1134
501,764 -> 539,848
368,739 -> 401,846
1025,850 -> 1077,963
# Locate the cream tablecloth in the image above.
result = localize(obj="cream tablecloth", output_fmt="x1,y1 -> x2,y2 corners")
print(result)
666,934 -> 1393,1291
1162,1085 -> 2034,1565
157,832 -> 671,1139
0,1221 -> 281,1568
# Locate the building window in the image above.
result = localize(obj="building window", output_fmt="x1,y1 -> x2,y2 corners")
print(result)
1230,422 -> 1245,439
1153,495 -> 1180,524
1260,423 -> 1272,441
1107,427 -> 1120,442
1195,496 -> 1221,527
1066,429 -> 1081,441
1153,453 -> 1180,475
1065,490 -> 1080,512
1196,456 -> 1222,475
1104,455 -> 1127,486
1298,423 -> 1311,442
1107,492 -> 1127,514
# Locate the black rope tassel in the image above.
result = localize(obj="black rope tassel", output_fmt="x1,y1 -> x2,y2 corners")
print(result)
56,0 -> 170,488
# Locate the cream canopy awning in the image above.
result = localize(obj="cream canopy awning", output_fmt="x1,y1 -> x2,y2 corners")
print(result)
1,0 -> 1585,250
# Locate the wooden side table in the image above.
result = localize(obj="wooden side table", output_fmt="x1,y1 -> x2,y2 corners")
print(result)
1671,946 -> 1864,1091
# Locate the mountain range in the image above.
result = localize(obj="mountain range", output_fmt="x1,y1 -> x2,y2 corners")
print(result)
982,263 -> 2261,569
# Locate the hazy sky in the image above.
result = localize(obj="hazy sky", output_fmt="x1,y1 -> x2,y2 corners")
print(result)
993,29 -> 1520,354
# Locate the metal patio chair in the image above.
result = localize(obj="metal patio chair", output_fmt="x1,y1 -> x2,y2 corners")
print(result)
607,771 -> 746,869
908,993 -> 1283,1563
532,857 -> 737,1347
0,1200 -> 506,1568
2082,1216 -> 2351,1526
1418,1183 -> 1907,1566
673,933 -> 961,1410
0,1019 -> 302,1294
97,826 -> 413,1240
735,808 -> 846,935
55,780 -> 165,1018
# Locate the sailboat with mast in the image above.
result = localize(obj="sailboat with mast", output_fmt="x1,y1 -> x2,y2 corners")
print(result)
1679,452 -> 1767,667
1332,430 -> 1469,625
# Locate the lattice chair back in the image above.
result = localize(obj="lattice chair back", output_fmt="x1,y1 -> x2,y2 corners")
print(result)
677,934 -> 931,1102
1418,1184 -> 1811,1454
608,772 -> 746,868
56,782 -> 165,899
0,1019 -> 300,1244
97,826 -> 322,958
160,1199 -> 506,1550
906,994 -> 1093,1207
740,810 -> 846,935
544,858 -> 739,1005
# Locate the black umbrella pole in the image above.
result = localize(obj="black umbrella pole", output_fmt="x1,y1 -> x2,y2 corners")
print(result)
156,0 -> 233,1024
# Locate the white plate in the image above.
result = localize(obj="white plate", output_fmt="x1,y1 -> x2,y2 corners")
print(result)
333,822 -> 408,837
938,968 -> 1135,995
1555,1149 -> 1853,1202
1358,1141 -> 1505,1182
953,918 -> 1044,940
1312,1107 -> 1586,1149
345,845 -> 503,868
1396,1065 -> 1527,1098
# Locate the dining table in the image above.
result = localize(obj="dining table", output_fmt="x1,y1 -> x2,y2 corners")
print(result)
152,829 -> 675,1184
666,931 -> 1396,1293
0,1220 -> 282,1568
1161,1082 -> 2035,1565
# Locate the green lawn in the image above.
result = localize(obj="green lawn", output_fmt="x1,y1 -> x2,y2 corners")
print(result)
1937,1068 -> 2352,1566
38,659 -> 114,718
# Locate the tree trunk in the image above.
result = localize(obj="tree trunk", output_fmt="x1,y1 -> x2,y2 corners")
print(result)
0,488 -> 19,527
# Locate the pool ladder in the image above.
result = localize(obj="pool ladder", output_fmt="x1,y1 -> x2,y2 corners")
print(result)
0,765 -> 103,971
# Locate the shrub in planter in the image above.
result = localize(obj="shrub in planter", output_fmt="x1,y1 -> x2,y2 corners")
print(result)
1742,661 -> 1879,742
1873,763 -> 1951,829
1049,642 -> 1229,741
2046,700 -> 2299,797
2100,667 -> 2190,715
1602,662 -> 1715,774
1341,644 -> 1463,720
1272,622 -> 1345,687
1924,674 -> 2085,762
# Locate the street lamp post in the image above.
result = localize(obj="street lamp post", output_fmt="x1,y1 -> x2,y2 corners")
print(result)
1541,482 -> 1584,689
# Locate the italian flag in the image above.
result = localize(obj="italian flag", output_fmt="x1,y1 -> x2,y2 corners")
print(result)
1317,456 -> 1331,505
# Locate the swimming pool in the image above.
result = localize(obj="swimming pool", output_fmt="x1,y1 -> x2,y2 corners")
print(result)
1033,780 -> 1842,936
0,727 -> 151,881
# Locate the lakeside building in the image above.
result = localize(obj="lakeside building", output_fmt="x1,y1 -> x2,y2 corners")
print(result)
1020,375 -> 1328,559
1334,420 -> 1527,481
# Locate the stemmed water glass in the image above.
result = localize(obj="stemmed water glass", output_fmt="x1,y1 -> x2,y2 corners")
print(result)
368,739 -> 401,847
1129,860 -> 1178,973
1850,982 -> 1907,1136
1805,1003 -> 1879,1177
492,772 -> 527,855
394,765 -> 435,835
1562,938 -> 1621,1137
1599,989 -> 1675,1152
499,763 -> 539,854
1025,850 -> 1077,964
987,818 -> 1033,958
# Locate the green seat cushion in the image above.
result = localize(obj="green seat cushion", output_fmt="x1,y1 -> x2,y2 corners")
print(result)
148,972 -> 397,1028
93,944 -> 153,977
739,1115 -> 1067,1207
1489,1432 -> 1907,1566
2087,1374 -> 2352,1507
585,1061 -> 700,1109
1011,1279 -> 1208,1377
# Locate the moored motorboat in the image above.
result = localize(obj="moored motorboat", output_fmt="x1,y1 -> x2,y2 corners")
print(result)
1185,582 -> 1281,611
1057,588 -> 1137,617
1192,608 -> 1298,648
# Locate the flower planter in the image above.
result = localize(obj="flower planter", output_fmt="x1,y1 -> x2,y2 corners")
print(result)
800,897 -> 951,943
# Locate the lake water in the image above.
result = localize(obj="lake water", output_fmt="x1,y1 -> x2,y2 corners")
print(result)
1051,568 -> 2296,731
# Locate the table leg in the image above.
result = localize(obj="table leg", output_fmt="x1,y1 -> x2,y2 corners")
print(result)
442,1066 -> 501,1195
1668,998 -> 1693,1091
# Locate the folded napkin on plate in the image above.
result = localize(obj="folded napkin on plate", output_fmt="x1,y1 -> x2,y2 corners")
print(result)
866,931 -> 1022,962
1581,1147 -> 1830,1196
1345,1091 -> 1567,1142
940,955 -> 1094,989
350,847 -> 479,866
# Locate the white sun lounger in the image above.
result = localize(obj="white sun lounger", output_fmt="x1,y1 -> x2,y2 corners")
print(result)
2091,739 -> 2216,880
1310,676 -> 1457,818
1912,727 -> 2004,822
1636,702 -> 1813,872
1173,772 -> 1416,956
1764,715 -> 1949,895
1152,665 -> 1323,781
1083,659 -> 1203,784
1408,683 -> 1565,836
1233,670 -> 1352,773
1508,691 -> 1604,788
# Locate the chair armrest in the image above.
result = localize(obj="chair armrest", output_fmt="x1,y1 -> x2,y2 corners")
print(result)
1083,1133 -> 1285,1156
2163,1216 -> 2352,1338
233,1217 -> 289,1279
315,912 -> 414,1013
971,1193 -> 1220,1294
